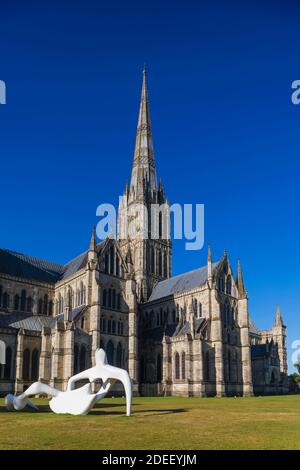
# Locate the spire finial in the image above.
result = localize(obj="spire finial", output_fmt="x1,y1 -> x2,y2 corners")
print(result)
89,224 -> 97,251
207,243 -> 212,262
143,63 -> 146,75
274,304 -> 284,327
237,258 -> 246,299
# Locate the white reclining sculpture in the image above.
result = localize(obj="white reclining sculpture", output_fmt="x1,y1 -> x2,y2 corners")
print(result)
5,348 -> 132,416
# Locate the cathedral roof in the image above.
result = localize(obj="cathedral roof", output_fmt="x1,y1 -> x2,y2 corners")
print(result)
148,262 -> 219,302
0,305 -> 85,331
0,241 -> 106,284
0,248 -> 65,283
249,317 -> 260,335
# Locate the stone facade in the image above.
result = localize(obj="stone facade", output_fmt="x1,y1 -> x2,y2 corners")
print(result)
0,70 -> 288,397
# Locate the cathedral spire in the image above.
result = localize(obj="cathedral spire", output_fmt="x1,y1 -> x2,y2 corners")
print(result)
274,304 -> 284,327
130,68 -> 157,195
237,259 -> 246,299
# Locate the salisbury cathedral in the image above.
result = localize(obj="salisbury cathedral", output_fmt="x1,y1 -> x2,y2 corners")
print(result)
0,71 -> 288,398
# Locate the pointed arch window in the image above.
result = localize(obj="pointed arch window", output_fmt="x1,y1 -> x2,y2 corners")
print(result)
175,352 -> 180,380
31,349 -> 39,381
181,352 -> 186,380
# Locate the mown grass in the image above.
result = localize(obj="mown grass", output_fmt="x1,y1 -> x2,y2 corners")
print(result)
0,395 -> 300,450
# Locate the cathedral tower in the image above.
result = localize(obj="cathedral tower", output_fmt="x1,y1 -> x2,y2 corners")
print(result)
118,69 -> 172,301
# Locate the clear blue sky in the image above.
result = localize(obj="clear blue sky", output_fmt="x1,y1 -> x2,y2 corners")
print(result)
0,1 -> 299,372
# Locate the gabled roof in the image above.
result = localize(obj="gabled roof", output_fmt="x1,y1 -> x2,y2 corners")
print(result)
148,262 -> 219,302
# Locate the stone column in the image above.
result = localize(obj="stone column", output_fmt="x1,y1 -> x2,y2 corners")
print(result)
15,328 -> 24,393
50,321 -> 64,390
238,297 -> 253,397
210,289 -> 225,397
39,326 -> 51,383
127,277 -> 138,392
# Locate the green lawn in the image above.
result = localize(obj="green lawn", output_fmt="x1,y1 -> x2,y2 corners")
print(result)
0,395 -> 300,450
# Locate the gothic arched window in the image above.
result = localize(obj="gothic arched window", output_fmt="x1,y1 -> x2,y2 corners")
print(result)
108,289 -> 112,308
175,352 -> 180,380
181,352 -> 186,380
31,349 -> 39,381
